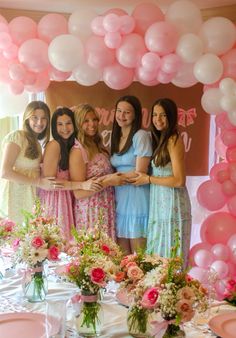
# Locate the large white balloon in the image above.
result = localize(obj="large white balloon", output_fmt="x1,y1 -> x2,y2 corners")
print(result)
201,88 -> 223,114
48,34 -> 84,72
165,0 -> 202,35
220,95 -> 236,113
219,78 -> 236,96
176,33 -> 204,63
194,53 -> 223,84
0,83 -> 29,117
73,63 -> 102,86
68,9 -> 97,41
199,17 -> 236,55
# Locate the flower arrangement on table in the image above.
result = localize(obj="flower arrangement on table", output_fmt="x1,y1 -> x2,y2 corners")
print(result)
127,246 -> 209,338
9,201 -> 64,302
0,218 -> 16,246
224,277 -> 236,306
65,222 -> 123,336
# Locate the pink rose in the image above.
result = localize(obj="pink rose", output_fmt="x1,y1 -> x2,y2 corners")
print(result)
32,236 -> 44,248
126,261 -> 138,269
12,238 -> 20,251
120,254 -> 137,268
101,244 -> 110,254
1,219 -> 15,232
48,245 -> 59,260
176,299 -> 194,322
141,287 -> 159,309
90,267 -> 106,286
114,271 -> 125,283
127,265 -> 144,281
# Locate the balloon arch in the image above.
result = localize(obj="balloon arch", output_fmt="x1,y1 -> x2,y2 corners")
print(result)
0,0 -> 236,298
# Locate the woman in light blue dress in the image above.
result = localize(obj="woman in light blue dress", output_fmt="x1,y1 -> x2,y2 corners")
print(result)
131,98 -> 191,266
106,95 -> 152,255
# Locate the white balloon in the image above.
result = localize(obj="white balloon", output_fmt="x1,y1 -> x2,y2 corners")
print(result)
165,0 -> 202,35
199,17 -> 236,55
73,63 -> 102,86
172,62 -> 198,88
220,95 -> 236,113
176,33 -> 204,63
219,78 -> 236,95
48,34 -> 84,72
201,88 -> 223,114
194,53 -> 223,84
0,83 -> 28,117
68,9 -> 97,41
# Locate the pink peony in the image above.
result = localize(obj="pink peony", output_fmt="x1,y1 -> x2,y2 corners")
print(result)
141,287 -> 159,309
127,265 -> 144,281
32,236 -> 44,248
48,245 -> 59,260
90,267 -> 106,286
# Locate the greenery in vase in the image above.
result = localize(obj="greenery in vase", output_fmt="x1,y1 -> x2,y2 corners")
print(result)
80,297 -> 101,332
163,324 -> 184,338
128,304 -> 148,334
24,262 -> 47,302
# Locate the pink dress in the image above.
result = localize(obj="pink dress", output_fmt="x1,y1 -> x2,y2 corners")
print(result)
73,141 -> 116,240
38,169 -> 75,242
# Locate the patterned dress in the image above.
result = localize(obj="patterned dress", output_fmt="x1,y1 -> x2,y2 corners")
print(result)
73,141 -> 116,239
110,130 -> 152,238
38,169 -> 75,242
0,130 -> 41,223
147,161 -> 192,264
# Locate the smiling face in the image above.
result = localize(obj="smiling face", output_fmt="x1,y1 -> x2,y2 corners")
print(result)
115,101 -> 135,129
28,109 -> 48,135
56,114 -> 74,140
82,111 -> 99,137
152,104 -> 168,131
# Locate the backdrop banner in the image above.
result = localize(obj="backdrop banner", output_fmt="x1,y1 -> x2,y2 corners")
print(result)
45,81 -> 210,176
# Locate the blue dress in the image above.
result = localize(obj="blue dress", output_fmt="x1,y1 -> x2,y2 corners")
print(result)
147,162 -> 192,263
110,130 -> 152,238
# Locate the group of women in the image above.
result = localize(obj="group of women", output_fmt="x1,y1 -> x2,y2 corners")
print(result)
0,95 -> 192,264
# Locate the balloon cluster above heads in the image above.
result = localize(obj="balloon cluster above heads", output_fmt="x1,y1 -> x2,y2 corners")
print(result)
0,0 -> 235,119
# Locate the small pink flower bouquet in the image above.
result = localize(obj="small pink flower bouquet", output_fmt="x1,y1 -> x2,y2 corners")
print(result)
0,218 -> 16,245
224,278 -> 236,306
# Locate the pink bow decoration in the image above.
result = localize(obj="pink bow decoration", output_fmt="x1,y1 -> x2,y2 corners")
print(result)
150,319 -> 174,338
178,108 -> 197,127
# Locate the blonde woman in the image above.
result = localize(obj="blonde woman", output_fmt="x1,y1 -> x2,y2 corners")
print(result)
0,101 -> 53,223
69,103 -> 116,239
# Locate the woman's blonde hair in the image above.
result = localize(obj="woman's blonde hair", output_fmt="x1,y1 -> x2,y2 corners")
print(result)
23,101 -> 50,159
74,103 -> 107,159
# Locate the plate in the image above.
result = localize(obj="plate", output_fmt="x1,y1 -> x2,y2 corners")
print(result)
208,311 -> 236,338
0,312 -> 60,338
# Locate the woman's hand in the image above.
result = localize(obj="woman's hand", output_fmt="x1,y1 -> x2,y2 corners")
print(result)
38,177 -> 64,190
80,178 -> 103,191
129,172 -> 149,186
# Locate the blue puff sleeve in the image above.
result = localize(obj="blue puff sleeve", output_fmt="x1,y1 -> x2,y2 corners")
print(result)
133,129 -> 152,157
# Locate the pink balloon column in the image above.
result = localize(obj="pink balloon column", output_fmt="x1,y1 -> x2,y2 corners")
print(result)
190,112 -> 236,300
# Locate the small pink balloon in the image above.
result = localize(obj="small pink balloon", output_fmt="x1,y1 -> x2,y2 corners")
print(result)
222,129 -> 236,147
49,67 -> 71,81
161,53 -> 182,74
156,69 -> 175,84
119,15 -> 135,35
9,80 -> 24,95
222,180 -> 236,196
210,260 -> 229,279
194,249 -> 214,268
227,195 -> 236,216
91,16 -> 106,36
2,43 -> 18,60
221,48 -> 236,79
0,22 -> 9,33
226,146 -> 236,162
214,279 -> 228,300
215,112 -> 236,130
210,162 -> 229,180
38,13 -> 68,43
197,179 -> 227,211
0,32 -> 12,49
23,71 -> 37,86
86,35 -> 115,69
9,16 -> 37,45
136,66 -> 157,82
103,62 -> 134,90
104,31 -> 122,49
9,63 -> 26,81
103,14 -> 120,33
141,52 -> 161,72
25,71 -> 50,93
228,262 -> 236,276
216,169 -> 229,183
211,243 -> 230,261
188,242 -> 212,267
188,266 -> 208,283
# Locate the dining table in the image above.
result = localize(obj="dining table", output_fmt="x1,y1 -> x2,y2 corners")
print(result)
0,254 -> 235,338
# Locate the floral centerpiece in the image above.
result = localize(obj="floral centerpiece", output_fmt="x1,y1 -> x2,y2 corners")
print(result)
10,201 -> 64,302
0,218 -> 16,278
127,243 -> 209,338
65,221 -> 123,337
224,277 -> 236,306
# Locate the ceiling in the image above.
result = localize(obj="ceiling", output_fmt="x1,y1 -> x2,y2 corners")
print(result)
1,0 -> 236,15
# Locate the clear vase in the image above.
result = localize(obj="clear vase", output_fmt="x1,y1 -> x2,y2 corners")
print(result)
23,262 -> 48,302
163,324 -> 185,338
127,305 -> 149,338
75,291 -> 104,337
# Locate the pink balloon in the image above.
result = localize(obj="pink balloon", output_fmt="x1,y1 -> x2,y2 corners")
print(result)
145,21 -> 179,56
103,62 -> 134,90
215,134 -> 227,159
25,71 -> 50,93
172,62 -> 198,88
200,212 -> 236,245
214,279 -> 228,300
91,16 -> 106,36
222,180 -> 236,197
215,112 -> 236,130
210,162 -> 229,180
188,242 -> 212,267
119,15 -> 135,35
227,195 -> 236,216
0,66 -> 11,84
229,162 -> 236,184
9,16 -> 37,45
222,129 -> 236,147
156,69 -> 175,84
211,244 -> 230,261
0,32 -> 12,49
141,52 -> 161,72
9,80 -> 24,95
188,267 -> 208,283
86,35 -> 115,69
210,260 -> 229,279
132,3 -> 164,36
2,43 -> 18,60
161,53 -> 182,74
138,77 -> 159,87
23,71 -> 37,86
228,262 -> 236,277
226,146 -> 236,162
116,33 -> 147,68
19,39 -> 50,73
103,14 -> 120,33
104,31 -> 122,49
9,63 -> 26,81
221,49 -> 236,79
230,250 -> 236,264
194,249 -> 215,268
38,13 -> 68,44
197,180 -> 226,211
49,67 -> 71,82
136,66 -> 157,83
216,169 -> 229,183
0,22 -> 9,33
103,8 -> 128,16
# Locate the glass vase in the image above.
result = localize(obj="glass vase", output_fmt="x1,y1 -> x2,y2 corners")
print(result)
163,324 -> 185,338
75,291 -> 104,337
23,261 -> 48,302
127,305 -> 149,338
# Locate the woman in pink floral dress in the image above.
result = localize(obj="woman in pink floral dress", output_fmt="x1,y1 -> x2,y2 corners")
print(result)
69,104 -> 116,239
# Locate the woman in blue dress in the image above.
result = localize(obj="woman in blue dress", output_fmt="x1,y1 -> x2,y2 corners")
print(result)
131,98 -> 191,266
104,95 -> 152,255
